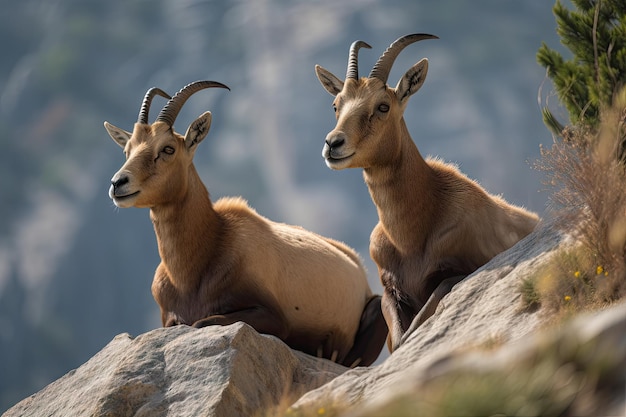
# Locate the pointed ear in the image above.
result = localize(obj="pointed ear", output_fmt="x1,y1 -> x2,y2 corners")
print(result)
395,58 -> 429,102
315,65 -> 344,96
184,111 -> 212,151
104,121 -> 132,148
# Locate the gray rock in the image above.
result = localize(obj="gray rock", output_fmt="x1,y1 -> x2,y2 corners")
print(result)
291,220 -> 565,411
344,298 -> 626,417
3,323 -> 346,417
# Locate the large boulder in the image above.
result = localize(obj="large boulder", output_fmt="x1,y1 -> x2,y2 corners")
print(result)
3,323 -> 346,417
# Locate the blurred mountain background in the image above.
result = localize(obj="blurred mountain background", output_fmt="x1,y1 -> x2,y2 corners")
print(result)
0,0 -> 565,411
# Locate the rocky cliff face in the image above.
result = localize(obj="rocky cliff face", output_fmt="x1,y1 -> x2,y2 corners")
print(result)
5,221 -> 626,416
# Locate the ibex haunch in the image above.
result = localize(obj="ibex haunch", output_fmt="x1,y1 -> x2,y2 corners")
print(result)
104,81 -> 387,366
316,34 -> 539,351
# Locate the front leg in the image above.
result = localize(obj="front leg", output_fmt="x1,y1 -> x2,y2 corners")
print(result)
381,289 -> 420,352
371,227 -> 418,352
398,275 -> 465,347
161,308 -> 179,327
341,295 -> 388,367
192,305 -> 290,341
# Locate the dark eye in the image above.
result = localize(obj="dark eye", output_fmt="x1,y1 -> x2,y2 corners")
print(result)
378,103 -> 390,113
162,146 -> 175,155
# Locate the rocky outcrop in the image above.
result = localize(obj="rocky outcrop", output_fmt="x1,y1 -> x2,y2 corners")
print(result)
291,219 -> 564,412
5,221 -> 625,417
3,323 -> 346,417
351,300 -> 626,417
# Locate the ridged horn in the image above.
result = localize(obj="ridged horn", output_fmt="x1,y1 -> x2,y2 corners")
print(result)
137,88 -> 171,124
368,33 -> 438,84
346,40 -> 372,80
156,80 -> 230,127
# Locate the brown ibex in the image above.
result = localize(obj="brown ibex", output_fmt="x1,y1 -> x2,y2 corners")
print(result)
104,81 -> 387,366
315,34 -> 539,351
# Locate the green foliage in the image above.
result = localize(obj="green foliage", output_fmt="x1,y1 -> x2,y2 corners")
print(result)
519,276 -> 542,311
537,0 -> 626,138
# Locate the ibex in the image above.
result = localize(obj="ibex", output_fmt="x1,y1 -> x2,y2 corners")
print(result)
315,34 -> 539,351
103,81 -> 387,366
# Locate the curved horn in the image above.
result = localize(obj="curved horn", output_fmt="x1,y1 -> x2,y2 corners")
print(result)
346,40 -> 372,80
137,88 -> 171,124
368,33 -> 438,84
156,80 -> 230,127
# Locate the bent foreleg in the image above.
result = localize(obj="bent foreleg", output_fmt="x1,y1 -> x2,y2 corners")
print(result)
341,295 -> 388,367
192,306 -> 290,341
399,275 -> 465,347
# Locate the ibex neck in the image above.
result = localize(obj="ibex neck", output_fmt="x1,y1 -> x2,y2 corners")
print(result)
363,122 -> 436,253
150,167 -> 222,291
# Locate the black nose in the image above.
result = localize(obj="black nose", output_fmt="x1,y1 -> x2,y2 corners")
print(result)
111,175 -> 129,191
325,136 -> 345,150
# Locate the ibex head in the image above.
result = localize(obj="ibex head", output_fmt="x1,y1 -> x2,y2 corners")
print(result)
315,34 -> 438,169
104,81 -> 229,208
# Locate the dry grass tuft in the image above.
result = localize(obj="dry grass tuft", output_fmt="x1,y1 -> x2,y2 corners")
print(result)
531,88 -> 626,315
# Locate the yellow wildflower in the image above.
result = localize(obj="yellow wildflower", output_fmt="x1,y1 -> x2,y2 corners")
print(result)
596,266 -> 604,275
574,271 -> 581,278
564,295 -> 572,302
318,408 -> 326,415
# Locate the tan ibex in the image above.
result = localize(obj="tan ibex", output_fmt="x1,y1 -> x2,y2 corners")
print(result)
104,81 -> 387,366
315,34 -> 539,351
